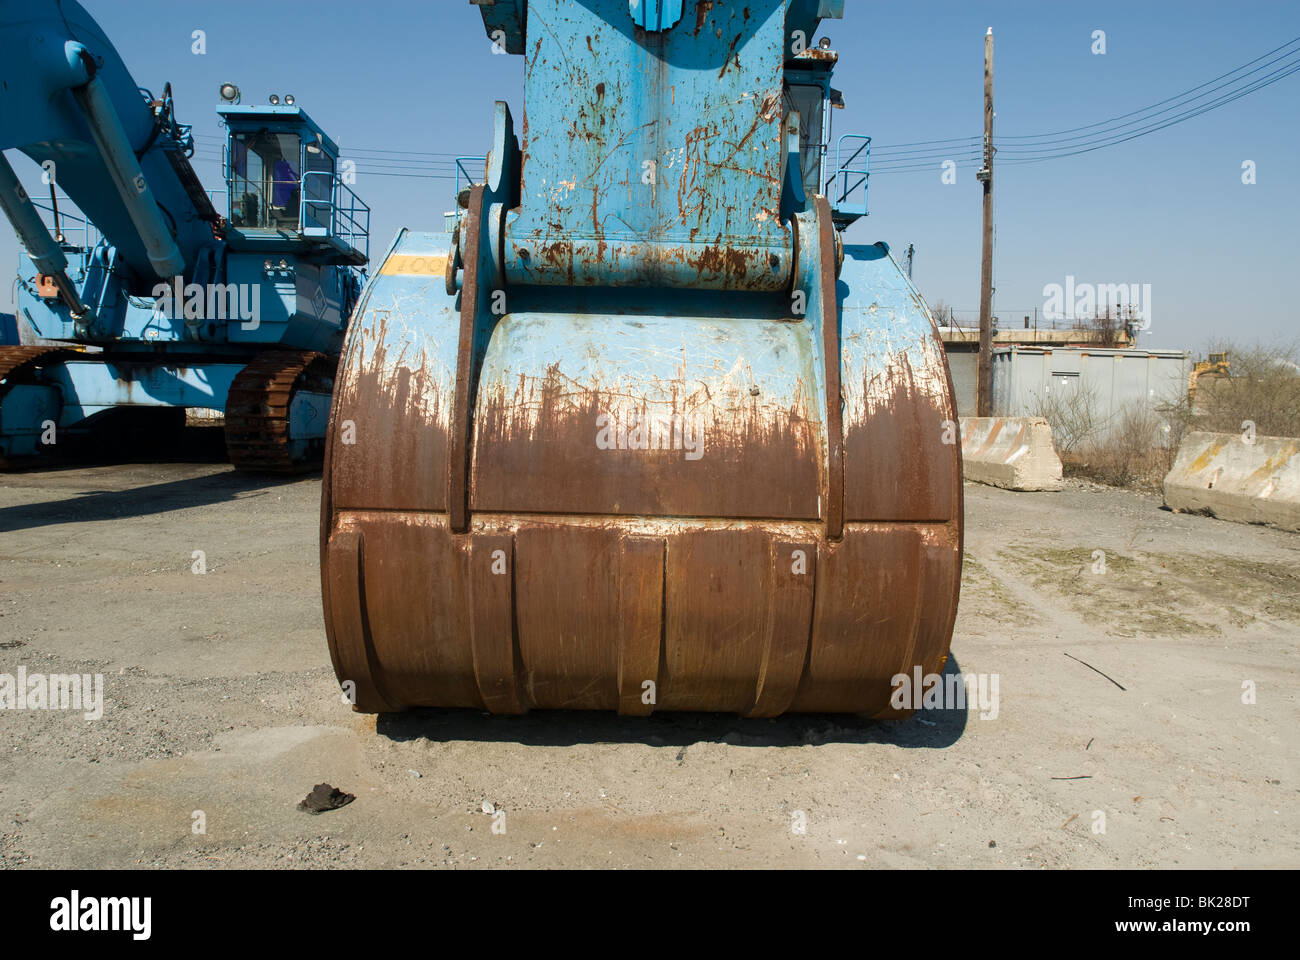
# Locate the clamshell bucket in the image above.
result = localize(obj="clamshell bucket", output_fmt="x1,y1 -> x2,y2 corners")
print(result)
320,0 -> 962,716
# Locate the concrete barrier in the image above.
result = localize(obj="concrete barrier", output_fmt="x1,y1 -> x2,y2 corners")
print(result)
960,417 -> 1063,491
1163,431 -> 1300,532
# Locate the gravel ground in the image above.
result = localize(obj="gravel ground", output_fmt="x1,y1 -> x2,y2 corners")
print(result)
1,445 -> 1296,869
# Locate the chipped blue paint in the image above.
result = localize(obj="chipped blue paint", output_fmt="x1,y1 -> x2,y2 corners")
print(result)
504,0 -> 792,290
338,0 -> 949,519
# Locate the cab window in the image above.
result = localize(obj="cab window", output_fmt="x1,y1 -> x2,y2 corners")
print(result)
229,131 -> 301,230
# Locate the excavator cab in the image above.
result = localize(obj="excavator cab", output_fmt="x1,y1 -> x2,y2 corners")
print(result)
221,104 -> 341,238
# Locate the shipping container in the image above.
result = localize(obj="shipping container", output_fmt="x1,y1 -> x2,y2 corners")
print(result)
991,345 -> 1191,442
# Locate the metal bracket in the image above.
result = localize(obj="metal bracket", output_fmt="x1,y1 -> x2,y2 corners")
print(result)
629,0 -> 684,31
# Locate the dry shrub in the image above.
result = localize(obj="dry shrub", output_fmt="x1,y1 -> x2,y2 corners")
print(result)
1031,381 -> 1099,456
1066,404 -> 1175,490
1032,386 -> 1190,491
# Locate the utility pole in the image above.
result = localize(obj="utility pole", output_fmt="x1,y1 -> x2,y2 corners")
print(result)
904,243 -> 914,281
976,27 -> 995,417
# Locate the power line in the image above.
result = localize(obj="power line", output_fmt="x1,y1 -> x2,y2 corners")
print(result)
190,148 -> 465,180
998,57 -> 1300,164
180,35 -> 1299,180
870,37 -> 1299,174
995,48 -> 1300,156
996,35 -> 1300,142
871,134 -> 981,149
193,132 -> 468,159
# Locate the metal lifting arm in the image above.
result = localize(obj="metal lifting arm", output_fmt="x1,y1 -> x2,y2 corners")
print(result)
0,152 -> 87,315
69,59 -> 186,279
0,0 -> 208,295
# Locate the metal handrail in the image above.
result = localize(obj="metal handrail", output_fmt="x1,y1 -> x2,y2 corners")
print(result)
825,134 -> 870,219
455,156 -> 486,198
226,174 -> 300,227
31,197 -> 100,252
224,167 -> 369,260
301,170 -> 370,261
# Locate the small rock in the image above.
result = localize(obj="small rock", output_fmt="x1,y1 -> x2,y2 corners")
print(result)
481,801 -> 495,815
298,783 -> 355,815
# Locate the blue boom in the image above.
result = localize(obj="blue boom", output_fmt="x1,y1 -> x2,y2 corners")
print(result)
0,0 -> 369,470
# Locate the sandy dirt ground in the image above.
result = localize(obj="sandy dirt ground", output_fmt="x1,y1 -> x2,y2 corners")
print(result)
1,445 -> 1296,869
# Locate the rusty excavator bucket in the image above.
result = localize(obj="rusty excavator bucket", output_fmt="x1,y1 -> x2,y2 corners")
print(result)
320,0 -> 962,717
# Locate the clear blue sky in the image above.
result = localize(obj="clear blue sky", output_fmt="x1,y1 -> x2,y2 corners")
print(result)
2,0 -> 1297,353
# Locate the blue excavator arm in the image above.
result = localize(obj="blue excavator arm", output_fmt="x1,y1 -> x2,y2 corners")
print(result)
0,0 -> 215,313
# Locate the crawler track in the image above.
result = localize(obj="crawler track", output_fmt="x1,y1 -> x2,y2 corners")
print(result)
225,350 -> 335,473
0,345 -> 78,469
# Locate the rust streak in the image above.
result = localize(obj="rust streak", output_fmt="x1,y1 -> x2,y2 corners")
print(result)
717,33 -> 742,78
694,0 -> 714,35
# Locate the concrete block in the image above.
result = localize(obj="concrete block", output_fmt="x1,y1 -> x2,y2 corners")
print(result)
1163,431 -> 1300,532
960,417 -> 1063,491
